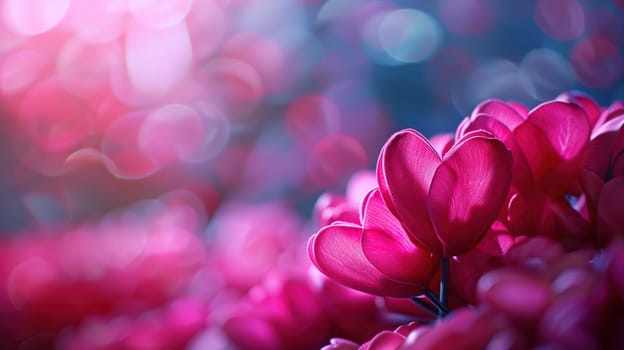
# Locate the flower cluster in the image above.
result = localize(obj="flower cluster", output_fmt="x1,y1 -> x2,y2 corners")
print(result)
0,194 -> 418,349
310,92 -> 624,349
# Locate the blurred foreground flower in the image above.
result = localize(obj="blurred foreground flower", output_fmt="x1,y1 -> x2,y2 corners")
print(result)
0,193 -> 207,348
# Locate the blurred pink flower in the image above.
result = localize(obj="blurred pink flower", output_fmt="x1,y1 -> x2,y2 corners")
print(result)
0,198 -> 207,348
314,170 -> 377,226
207,201 -> 304,292
222,272 -> 330,350
58,298 -> 208,350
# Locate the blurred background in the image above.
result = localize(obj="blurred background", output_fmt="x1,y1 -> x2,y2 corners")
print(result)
0,0 -> 623,230
0,0 -> 623,348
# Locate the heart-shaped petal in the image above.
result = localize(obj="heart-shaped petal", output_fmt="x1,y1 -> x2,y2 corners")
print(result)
471,99 -> 525,131
309,224 -> 421,297
526,101 -> 590,160
514,101 -> 590,195
464,114 -> 533,190
557,91 -> 601,128
508,101 -> 529,118
428,134 -> 512,256
378,129 -> 442,253
361,189 -> 435,285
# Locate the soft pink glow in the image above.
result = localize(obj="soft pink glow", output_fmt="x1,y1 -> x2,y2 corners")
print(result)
0,50 -> 47,93
125,21 -> 192,99
129,0 -> 193,29
534,0 -> 585,41
138,104 -> 206,164
571,36 -> 623,89
285,94 -> 341,147
101,111 -> 161,179
3,0 -> 69,36
439,0 -> 495,36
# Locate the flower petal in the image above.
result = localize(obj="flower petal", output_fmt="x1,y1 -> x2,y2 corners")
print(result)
464,114 -> 533,190
527,101 -> 590,160
346,171 -> 377,206
314,193 -> 359,226
514,101 -> 590,195
471,99 -> 525,131
557,91 -> 601,128
597,177 -> 624,242
594,101 -> 624,130
579,169 -> 604,219
366,330 -> 405,350
309,224 -> 421,297
478,269 -> 552,323
378,129 -> 442,253
428,135 -> 512,256
361,189 -> 434,286
429,133 -> 454,156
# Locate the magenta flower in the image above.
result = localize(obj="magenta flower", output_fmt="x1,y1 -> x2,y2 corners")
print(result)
377,128 -> 512,257
309,188 -> 436,297
557,91 -> 602,129
575,106 -> 624,243
0,203 -> 207,348
461,100 -> 590,196
314,171 -> 377,227
321,322 -> 420,350
222,273 -> 330,350
207,201 -> 303,291
594,178 -> 624,242
58,298 -> 208,350
460,100 -> 593,242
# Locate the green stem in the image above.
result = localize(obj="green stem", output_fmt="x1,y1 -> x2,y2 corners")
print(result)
409,296 -> 438,318
424,288 -> 449,316
439,256 -> 449,314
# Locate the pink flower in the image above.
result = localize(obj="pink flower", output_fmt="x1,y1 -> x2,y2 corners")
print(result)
314,171 -> 377,226
314,271 -> 416,343
404,308 -> 518,350
450,222 -> 519,303
461,100 -> 590,196
222,272 -> 331,350
58,298 -> 208,350
322,322 -> 420,350
377,128 -> 512,257
460,100 -> 593,242
0,201 -> 207,348
557,91 -> 602,129
309,188 -> 436,297
207,201 -> 303,291
584,115 -> 624,183
595,178 -> 624,242
577,110 -> 624,243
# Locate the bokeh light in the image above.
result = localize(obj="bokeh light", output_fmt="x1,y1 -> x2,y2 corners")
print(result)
3,0 -> 69,36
